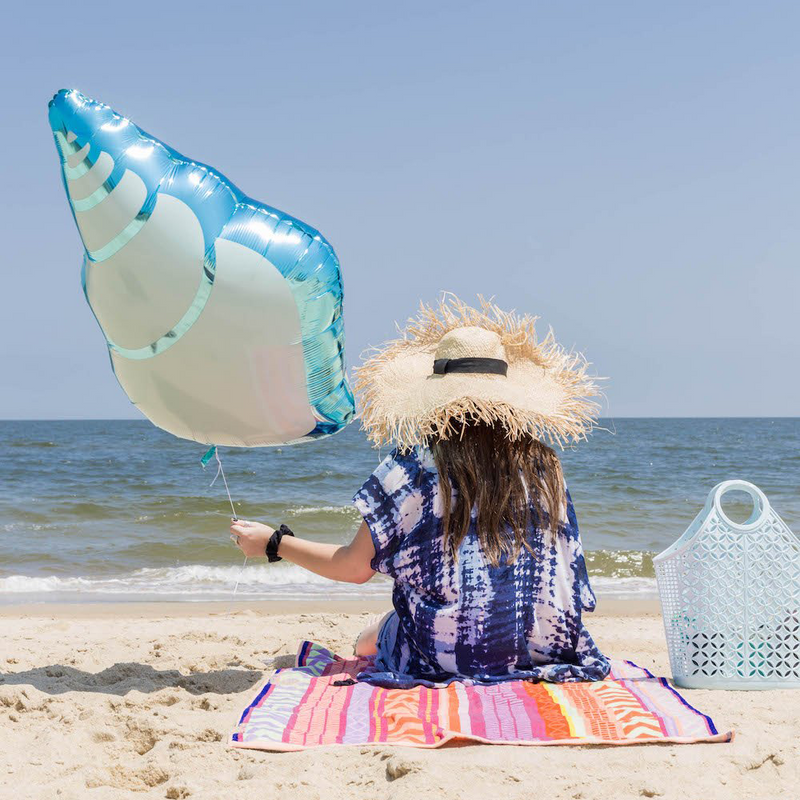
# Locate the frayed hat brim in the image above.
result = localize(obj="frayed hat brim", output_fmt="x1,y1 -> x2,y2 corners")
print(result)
353,295 -> 602,451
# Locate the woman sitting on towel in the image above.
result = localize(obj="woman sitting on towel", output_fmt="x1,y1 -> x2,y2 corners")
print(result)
231,297 -> 610,688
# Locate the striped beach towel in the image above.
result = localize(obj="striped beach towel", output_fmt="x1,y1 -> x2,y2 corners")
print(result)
230,641 -> 732,751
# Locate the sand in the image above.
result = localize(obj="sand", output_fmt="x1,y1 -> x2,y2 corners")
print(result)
0,599 -> 796,800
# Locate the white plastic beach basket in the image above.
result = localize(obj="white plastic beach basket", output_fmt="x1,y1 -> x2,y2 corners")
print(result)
654,480 -> 800,690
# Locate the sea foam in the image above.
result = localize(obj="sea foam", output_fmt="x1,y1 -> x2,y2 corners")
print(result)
0,563 -> 390,598
0,564 -> 656,600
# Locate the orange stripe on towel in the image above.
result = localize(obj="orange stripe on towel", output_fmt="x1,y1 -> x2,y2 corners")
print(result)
379,687 -> 435,746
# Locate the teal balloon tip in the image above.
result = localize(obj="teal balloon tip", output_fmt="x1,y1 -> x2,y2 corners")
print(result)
200,445 -> 217,467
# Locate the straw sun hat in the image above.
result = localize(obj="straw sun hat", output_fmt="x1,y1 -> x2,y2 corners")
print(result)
354,295 -> 601,451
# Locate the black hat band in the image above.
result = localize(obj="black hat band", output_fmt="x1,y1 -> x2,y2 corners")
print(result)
432,357 -> 508,376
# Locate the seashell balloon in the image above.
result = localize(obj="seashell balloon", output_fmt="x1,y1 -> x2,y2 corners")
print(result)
48,89 -> 354,447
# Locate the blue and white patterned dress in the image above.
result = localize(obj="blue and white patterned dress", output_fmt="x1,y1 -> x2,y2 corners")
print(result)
352,447 -> 610,688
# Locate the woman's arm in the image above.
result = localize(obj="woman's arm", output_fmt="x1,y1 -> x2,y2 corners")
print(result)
229,519 -> 376,585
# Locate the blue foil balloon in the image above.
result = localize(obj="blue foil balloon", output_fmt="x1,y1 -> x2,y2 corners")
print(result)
48,89 -> 354,446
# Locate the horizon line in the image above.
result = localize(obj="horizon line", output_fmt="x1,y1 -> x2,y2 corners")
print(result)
1,416 -> 798,422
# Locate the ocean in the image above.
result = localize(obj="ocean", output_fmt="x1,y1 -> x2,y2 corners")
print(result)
1,418 -> 798,603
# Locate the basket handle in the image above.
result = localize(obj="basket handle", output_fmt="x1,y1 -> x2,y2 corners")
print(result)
712,480 -> 770,531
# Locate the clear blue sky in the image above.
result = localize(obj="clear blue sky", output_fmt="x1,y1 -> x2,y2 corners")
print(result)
2,1 -> 798,418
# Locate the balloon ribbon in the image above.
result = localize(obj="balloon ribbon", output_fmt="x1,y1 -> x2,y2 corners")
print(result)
201,445 -> 246,595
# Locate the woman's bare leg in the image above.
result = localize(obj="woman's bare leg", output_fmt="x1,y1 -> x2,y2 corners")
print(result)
354,612 -> 391,656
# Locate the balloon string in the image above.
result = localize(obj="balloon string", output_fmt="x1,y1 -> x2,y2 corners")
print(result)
233,554 -> 248,596
207,448 -> 246,596
209,448 -> 238,521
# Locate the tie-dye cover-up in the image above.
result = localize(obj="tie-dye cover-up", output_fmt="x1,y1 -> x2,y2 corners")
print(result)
351,448 -> 609,688
230,641 -> 733,750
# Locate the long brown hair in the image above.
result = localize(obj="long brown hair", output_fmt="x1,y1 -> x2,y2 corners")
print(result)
431,421 -> 565,565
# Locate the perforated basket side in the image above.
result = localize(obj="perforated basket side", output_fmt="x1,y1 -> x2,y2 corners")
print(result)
655,481 -> 800,689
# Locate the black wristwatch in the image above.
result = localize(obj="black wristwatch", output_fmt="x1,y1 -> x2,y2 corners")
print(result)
266,524 -> 294,562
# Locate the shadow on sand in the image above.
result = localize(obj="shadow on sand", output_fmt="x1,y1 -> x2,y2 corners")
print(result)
0,663 -> 263,696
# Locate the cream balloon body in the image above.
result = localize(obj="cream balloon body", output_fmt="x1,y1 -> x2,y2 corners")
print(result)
49,90 -> 354,446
